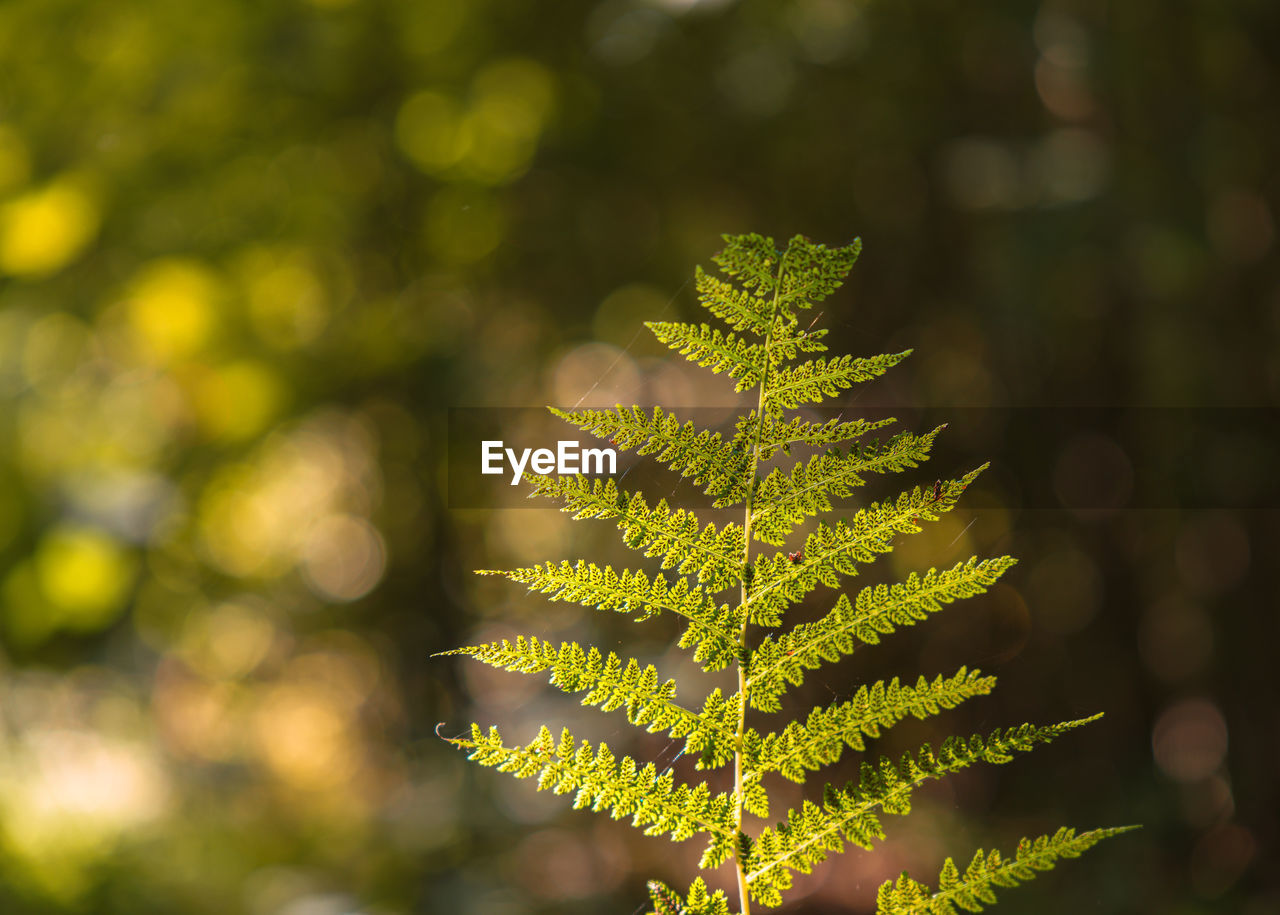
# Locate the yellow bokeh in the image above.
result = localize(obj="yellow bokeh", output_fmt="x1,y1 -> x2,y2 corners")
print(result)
471,58 -> 555,143
239,249 -> 329,349
0,176 -> 100,277
459,110 -> 537,185
196,464 -> 278,579
125,259 -> 222,365
253,682 -> 358,790
33,526 -> 137,632
396,90 -> 469,175
396,59 -> 554,185
195,415 -> 373,581
462,59 -> 554,184
178,600 -> 275,680
192,359 -> 287,442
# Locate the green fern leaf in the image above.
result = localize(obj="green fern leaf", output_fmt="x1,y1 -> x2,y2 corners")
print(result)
750,425 -> 947,545
748,668 -> 997,782
527,474 -> 745,591
754,412 -> 898,460
764,350 -> 912,410
747,556 -> 1017,711
647,321 -> 768,390
773,234 -> 863,310
745,465 -> 989,626
744,716 -> 1103,904
712,233 -> 787,296
479,561 -> 741,671
440,638 -> 739,766
694,266 -> 773,336
875,826 -> 1140,914
549,405 -> 753,506
647,879 -> 687,915
445,723 -> 738,853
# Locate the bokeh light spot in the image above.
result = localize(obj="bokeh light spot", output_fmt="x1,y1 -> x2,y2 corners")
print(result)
1176,512 -> 1251,593
34,526 -> 136,631
592,284 -> 669,351
396,90 -> 469,175
1032,129 -> 1109,203
0,177 -> 99,277
253,683 -> 358,789
240,249 -> 329,349
472,59 -> 554,141
196,412 -> 380,581
152,660 -> 240,761
3,728 -> 169,854
300,514 -> 387,602
1139,595 -> 1215,682
1152,698 -> 1228,782
181,600 -> 276,680
551,342 -> 642,407
464,58 -> 554,183
193,359 -> 287,442
125,259 -> 222,365
1191,823 -> 1256,898
940,138 -> 1022,210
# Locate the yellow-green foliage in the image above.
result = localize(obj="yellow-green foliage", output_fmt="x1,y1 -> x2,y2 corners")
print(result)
439,234 -> 1134,913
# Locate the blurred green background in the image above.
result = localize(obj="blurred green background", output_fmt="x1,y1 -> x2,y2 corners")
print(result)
0,0 -> 1276,912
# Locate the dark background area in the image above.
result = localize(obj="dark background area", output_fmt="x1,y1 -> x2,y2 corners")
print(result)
0,0 -> 1275,912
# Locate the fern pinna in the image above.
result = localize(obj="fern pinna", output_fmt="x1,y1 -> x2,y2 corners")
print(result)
439,234 -> 1135,913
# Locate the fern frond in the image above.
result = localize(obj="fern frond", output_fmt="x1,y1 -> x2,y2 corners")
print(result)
445,723 -> 738,858
480,561 -> 741,671
711,233 -> 787,295
750,425 -> 947,545
647,877 -> 733,915
764,350 -> 912,410
745,465 -> 989,627
648,321 -> 768,391
445,232 -> 1132,914
528,474 -> 745,591
702,234 -> 859,327
441,638 -> 739,766
747,556 -> 1017,712
549,405 -> 752,506
748,669 -> 997,782
876,826 -> 1140,914
743,715 -> 1103,905
647,879 -> 686,915
695,266 -> 773,336
754,413 -> 898,460
774,234 -> 862,311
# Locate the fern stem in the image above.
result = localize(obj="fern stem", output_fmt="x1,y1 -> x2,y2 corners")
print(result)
734,249 -> 788,914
